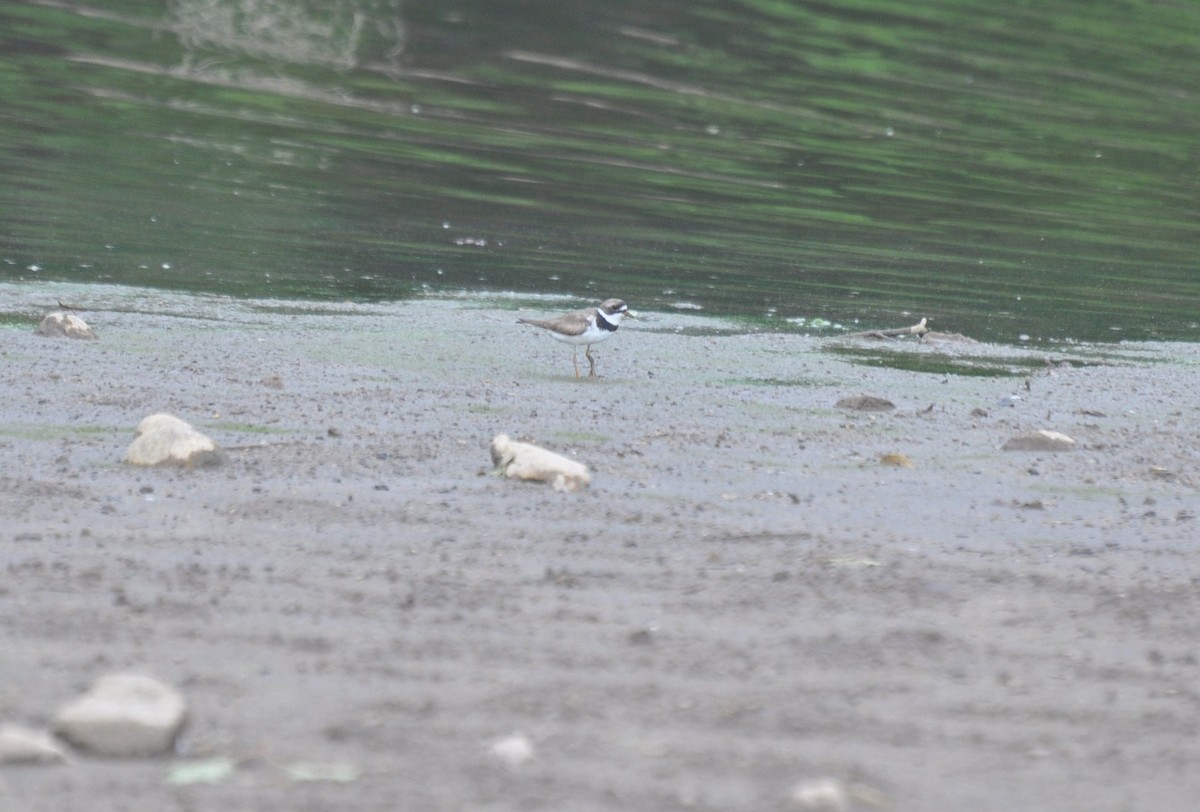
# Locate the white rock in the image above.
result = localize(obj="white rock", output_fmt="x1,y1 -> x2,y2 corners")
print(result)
490,434 -> 590,492
0,724 -> 68,764
54,672 -> 187,757
789,777 -> 849,811
35,311 -> 97,340
125,413 -> 224,467
1002,429 -> 1076,452
488,733 -> 535,769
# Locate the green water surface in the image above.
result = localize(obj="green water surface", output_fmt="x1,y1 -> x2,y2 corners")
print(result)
2,0 -> 1198,343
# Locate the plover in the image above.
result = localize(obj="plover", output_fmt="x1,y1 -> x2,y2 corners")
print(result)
518,298 -> 633,378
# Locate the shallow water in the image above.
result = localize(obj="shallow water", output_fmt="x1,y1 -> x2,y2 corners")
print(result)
2,0 -> 1198,343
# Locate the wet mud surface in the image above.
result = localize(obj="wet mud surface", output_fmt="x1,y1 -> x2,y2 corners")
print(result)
2,287 -> 1199,810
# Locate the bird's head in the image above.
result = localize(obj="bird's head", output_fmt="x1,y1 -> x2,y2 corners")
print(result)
599,298 -> 635,323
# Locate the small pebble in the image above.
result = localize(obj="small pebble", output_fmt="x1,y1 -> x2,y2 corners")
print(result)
0,724 -> 68,764
789,777 -> 849,811
488,733 -> 535,769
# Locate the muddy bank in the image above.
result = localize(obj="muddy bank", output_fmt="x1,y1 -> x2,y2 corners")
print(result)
2,284 -> 1198,811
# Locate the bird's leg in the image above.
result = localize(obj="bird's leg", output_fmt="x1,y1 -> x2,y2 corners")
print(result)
585,345 -> 597,378
571,348 -> 580,379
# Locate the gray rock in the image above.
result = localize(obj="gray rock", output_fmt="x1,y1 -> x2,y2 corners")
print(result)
35,311 -> 97,340
125,414 -> 225,467
0,724 -> 68,764
1002,430 -> 1076,452
835,394 -> 895,412
54,672 -> 187,757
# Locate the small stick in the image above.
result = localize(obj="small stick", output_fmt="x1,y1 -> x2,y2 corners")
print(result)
846,317 -> 929,339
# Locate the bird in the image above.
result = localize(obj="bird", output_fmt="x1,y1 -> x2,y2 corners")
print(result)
518,298 -> 633,378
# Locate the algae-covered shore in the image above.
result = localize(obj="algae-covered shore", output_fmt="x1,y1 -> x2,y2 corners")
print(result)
2,284 -> 1198,811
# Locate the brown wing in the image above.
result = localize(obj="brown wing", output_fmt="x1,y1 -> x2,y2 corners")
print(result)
517,308 -> 591,337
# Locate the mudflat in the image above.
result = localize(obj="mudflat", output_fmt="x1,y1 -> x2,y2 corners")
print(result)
2,284 -> 1198,811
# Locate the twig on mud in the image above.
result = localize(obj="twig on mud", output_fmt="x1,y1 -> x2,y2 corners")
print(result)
846,317 -> 930,340
220,440 -> 310,452
846,317 -> 980,344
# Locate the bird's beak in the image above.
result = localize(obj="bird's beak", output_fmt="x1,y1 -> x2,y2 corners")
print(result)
625,310 -> 637,319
